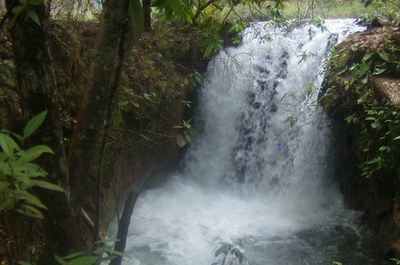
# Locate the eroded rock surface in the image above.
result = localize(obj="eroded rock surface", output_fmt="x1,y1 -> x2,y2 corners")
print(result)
322,25 -> 400,260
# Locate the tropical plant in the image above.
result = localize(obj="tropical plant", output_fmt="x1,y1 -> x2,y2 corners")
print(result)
0,111 -> 63,219
175,119 -> 197,148
54,240 -> 124,265
10,0 -> 43,26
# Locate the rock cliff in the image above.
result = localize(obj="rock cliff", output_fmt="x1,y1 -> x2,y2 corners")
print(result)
322,25 -> 400,260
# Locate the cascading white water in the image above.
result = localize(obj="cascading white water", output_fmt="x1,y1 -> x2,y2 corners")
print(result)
114,20 -> 374,265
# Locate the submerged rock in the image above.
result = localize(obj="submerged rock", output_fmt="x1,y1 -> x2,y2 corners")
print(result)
213,243 -> 250,265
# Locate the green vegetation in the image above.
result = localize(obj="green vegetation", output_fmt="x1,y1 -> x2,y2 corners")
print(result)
0,111 -> 63,219
283,0 -> 369,19
0,112 -> 60,263
54,240 -> 123,265
323,39 -> 400,180
361,0 -> 400,24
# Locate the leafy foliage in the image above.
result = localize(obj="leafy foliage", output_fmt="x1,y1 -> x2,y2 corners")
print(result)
361,0 -> 400,24
323,39 -> 400,180
152,0 -> 285,57
0,111 -> 63,219
54,240 -> 124,265
11,0 -> 44,26
174,120 -> 197,148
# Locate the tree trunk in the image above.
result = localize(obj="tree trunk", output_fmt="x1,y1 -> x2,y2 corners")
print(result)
143,0 -> 151,31
4,0 -> 77,263
67,0 -> 131,243
108,192 -> 138,265
4,0 -> 146,259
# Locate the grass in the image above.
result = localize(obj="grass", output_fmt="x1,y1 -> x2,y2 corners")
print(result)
283,0 -> 371,19
221,0 -> 373,22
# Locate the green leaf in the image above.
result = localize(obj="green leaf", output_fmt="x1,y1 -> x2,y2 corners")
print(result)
118,100 -> 129,107
0,133 -> 20,157
204,45 -> 213,58
183,133 -> 191,143
17,203 -> 44,219
378,50 -> 389,61
363,52 -> 373,62
15,145 -> 54,165
18,261 -> 32,265
0,151 -> 6,161
23,110 -> 47,138
14,162 -> 42,173
373,68 -> 386,75
357,93 -> 368,104
93,247 -> 125,257
0,199 -> 14,212
14,163 -> 47,178
367,156 -> 384,165
379,146 -> 391,152
0,161 -> 11,175
285,113 -> 297,127
305,83 -> 313,95
31,180 -> 64,192
1,130 -> 24,142
176,135 -> 186,148
132,101 -> 140,108
345,114 -> 358,124
12,5 -> 26,15
394,136 -> 400,141
65,256 -> 98,265
0,181 -> 10,190
371,120 -> 381,129
55,255 -> 67,265
15,191 -> 47,209
61,251 -> 87,260
352,61 -> 370,81
26,11 -> 41,25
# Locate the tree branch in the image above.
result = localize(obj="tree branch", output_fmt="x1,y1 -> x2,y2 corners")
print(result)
108,192 -> 139,265
192,0 -> 219,24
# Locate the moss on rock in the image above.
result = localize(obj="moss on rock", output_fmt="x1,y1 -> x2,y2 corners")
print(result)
322,25 -> 400,259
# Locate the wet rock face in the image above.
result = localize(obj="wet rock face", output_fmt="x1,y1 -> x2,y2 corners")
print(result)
374,77 -> 400,107
322,26 -> 400,260
330,27 -> 400,105
344,26 -> 400,50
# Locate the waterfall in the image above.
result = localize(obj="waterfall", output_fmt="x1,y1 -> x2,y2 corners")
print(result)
114,20 -> 374,265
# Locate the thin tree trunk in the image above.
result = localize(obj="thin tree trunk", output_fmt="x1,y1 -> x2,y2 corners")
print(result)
109,192 -> 138,265
67,0 -> 131,243
143,0 -> 151,31
94,14 -> 130,242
